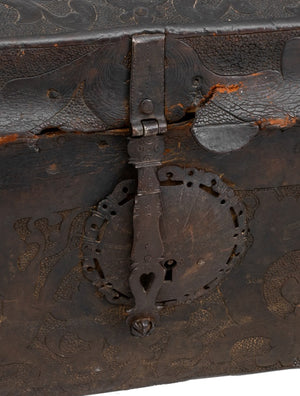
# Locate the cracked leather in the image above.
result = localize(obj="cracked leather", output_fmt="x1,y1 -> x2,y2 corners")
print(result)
0,20 -> 298,155
0,1 -> 299,395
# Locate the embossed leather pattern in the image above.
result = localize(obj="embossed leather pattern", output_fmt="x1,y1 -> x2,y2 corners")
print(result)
0,1 -> 299,395
0,0 -> 299,38
0,31 -> 299,142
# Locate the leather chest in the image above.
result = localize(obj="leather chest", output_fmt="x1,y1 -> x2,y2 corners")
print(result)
0,1 -> 299,395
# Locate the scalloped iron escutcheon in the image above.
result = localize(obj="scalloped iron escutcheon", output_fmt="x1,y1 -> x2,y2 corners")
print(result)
81,166 -> 249,307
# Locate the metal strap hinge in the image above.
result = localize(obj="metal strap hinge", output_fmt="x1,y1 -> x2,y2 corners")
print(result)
127,33 -> 167,337
130,33 -> 167,137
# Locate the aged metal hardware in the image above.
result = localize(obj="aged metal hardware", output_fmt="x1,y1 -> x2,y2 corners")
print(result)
81,167 -> 249,306
81,33 -> 169,337
127,33 -> 167,336
130,34 -> 167,137
81,32 -> 251,337
2,1 -> 300,393
127,134 -> 165,336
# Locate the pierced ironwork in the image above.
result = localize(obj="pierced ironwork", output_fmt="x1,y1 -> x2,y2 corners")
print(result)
81,32 -> 250,337
81,167 -> 249,323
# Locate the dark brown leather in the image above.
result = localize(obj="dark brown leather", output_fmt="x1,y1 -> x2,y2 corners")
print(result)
0,1 -> 299,395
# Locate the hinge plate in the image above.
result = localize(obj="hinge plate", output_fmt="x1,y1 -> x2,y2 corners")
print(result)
127,33 -> 167,336
130,33 -> 167,137
81,32 -> 250,338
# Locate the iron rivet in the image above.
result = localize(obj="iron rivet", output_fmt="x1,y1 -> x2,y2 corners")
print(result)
140,99 -> 154,115
130,317 -> 155,337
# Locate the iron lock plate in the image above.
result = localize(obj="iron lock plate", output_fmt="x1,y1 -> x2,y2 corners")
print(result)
81,32 -> 249,337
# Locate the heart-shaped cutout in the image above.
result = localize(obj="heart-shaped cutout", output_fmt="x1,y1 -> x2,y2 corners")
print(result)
140,272 -> 155,293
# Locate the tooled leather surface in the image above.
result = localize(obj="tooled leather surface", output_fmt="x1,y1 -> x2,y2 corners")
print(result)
0,0 -> 299,39
0,127 -> 298,394
0,29 -> 299,140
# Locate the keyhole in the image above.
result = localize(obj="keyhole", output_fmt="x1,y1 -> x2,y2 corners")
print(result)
140,272 -> 155,292
164,260 -> 177,282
